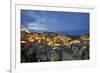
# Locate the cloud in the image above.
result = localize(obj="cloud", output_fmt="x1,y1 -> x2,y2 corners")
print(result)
21,25 -> 30,33
27,23 -> 48,31
21,10 -> 49,31
21,10 -> 47,26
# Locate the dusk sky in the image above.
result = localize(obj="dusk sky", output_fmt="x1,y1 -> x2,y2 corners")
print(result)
21,10 -> 89,35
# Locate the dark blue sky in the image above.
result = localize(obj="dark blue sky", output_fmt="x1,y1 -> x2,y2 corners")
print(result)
21,10 -> 89,35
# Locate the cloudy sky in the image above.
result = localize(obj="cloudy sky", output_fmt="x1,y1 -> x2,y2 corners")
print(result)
21,9 -> 89,35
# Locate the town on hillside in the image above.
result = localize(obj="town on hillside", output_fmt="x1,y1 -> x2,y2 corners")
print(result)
21,30 -> 89,63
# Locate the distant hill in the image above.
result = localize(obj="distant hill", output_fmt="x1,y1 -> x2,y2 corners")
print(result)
57,31 -> 89,36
